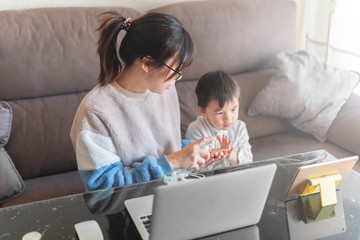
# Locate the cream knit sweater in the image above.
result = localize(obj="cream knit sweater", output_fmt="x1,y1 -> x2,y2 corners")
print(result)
70,81 -> 181,190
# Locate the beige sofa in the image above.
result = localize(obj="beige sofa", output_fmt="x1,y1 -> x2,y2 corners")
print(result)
1,0 -> 359,207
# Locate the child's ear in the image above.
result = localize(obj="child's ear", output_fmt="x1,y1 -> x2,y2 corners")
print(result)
197,106 -> 207,117
140,56 -> 152,73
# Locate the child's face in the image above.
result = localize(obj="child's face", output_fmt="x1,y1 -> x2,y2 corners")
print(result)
198,96 -> 239,130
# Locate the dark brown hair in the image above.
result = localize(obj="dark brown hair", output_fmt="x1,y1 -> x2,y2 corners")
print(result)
97,11 -> 195,86
196,70 -> 240,109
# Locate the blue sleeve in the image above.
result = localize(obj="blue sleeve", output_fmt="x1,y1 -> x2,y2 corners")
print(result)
79,155 -> 174,191
80,140 -> 193,191
75,129 -> 176,191
181,139 -> 193,149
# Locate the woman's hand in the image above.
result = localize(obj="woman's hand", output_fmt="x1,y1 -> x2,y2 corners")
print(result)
209,148 -> 230,159
205,147 -> 234,168
167,137 -> 216,171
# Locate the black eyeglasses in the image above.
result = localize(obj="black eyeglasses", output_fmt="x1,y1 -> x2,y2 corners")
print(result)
162,63 -> 183,81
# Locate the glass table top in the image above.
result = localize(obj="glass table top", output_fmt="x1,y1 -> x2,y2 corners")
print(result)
0,150 -> 359,240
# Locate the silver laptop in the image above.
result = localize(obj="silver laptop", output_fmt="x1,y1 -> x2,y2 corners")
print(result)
125,164 -> 277,240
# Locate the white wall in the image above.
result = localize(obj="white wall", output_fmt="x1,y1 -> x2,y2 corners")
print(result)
0,0 -> 199,12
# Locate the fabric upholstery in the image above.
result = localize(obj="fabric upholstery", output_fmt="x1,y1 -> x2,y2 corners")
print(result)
327,93 -> 360,156
248,50 -> 360,142
0,148 -> 25,204
152,0 -> 296,81
1,170 -> 84,208
0,102 -> 24,204
0,101 -> 12,145
0,7 -> 141,100
250,130 -> 353,162
5,92 -> 87,179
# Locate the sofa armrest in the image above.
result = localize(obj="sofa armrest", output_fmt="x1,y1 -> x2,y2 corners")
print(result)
327,93 -> 360,155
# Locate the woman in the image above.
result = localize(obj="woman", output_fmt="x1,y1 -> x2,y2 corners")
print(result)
70,11 -> 215,191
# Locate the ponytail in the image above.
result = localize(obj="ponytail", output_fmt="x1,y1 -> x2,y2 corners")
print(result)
96,11 -> 195,86
97,12 -> 125,86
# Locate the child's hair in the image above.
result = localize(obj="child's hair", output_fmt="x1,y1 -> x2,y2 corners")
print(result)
196,70 -> 240,109
97,11 -> 195,86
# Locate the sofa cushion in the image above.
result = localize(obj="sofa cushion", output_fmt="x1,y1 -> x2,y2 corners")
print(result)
176,70 -> 292,138
0,7 -> 141,100
248,50 -> 360,142
0,101 -> 11,146
250,131 -> 353,162
0,148 -> 25,204
5,92 -> 87,179
327,93 -> 360,156
0,102 -> 24,204
1,170 -> 84,208
151,0 -> 296,81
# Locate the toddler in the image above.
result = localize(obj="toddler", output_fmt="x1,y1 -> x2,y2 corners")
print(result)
186,70 -> 253,169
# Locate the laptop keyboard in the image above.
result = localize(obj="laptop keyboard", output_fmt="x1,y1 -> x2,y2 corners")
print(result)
140,215 -> 152,233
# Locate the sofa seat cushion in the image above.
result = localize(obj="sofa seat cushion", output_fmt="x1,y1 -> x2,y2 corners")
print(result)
1,170 -> 85,208
327,93 -> 360,157
250,130 -> 359,172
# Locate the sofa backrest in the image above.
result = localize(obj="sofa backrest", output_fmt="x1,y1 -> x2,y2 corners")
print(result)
0,7 -> 141,179
151,0 -> 296,137
152,0 -> 296,80
0,0 -> 296,179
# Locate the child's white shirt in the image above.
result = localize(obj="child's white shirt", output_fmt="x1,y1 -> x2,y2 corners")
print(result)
185,116 -> 253,169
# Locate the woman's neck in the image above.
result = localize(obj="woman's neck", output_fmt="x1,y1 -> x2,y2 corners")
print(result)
114,63 -> 148,93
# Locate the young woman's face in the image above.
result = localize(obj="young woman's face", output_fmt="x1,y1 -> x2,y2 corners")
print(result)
146,58 -> 182,93
198,96 -> 239,130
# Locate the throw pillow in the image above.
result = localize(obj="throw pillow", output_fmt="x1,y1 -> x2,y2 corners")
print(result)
0,101 -> 24,204
247,50 -> 360,142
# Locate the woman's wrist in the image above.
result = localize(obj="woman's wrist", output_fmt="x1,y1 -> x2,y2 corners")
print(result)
166,152 -> 180,170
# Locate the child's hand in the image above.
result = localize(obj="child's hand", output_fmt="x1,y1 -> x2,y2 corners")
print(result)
214,134 -> 234,159
218,134 -> 232,150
